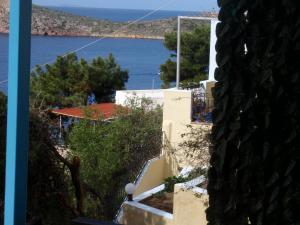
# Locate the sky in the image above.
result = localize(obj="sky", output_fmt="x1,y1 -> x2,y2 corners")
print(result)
32,0 -> 218,12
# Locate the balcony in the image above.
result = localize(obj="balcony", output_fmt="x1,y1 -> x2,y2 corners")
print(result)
116,89 -> 212,225
121,176 -> 208,225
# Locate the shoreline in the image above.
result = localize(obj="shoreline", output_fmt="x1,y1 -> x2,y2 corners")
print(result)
1,4 -> 217,42
0,31 -> 165,40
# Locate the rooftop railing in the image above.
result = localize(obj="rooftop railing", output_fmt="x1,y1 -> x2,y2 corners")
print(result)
191,88 -> 213,123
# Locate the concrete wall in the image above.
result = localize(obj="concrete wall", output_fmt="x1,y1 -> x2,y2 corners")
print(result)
162,90 -> 192,149
121,89 -> 212,224
123,203 -> 173,225
134,156 -> 171,197
173,185 -> 208,225
122,177 -> 208,225
116,156 -> 175,224
132,89 -> 213,196
162,90 -> 212,169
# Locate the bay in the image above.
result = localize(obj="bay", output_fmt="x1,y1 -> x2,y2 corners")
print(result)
47,7 -> 199,22
0,33 -> 171,93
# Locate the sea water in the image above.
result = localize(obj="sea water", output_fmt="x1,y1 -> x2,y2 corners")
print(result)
0,7 -> 200,93
0,34 -> 170,93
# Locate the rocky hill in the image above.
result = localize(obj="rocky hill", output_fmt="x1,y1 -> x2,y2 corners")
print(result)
0,0 -> 215,39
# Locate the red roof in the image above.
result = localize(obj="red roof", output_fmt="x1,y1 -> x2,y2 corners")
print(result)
51,103 -> 118,120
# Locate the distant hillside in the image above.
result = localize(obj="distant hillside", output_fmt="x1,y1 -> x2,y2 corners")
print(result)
0,1 -> 216,39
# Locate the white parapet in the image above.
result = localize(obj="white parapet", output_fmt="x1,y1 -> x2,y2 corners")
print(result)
115,89 -> 165,107
122,175 -> 207,225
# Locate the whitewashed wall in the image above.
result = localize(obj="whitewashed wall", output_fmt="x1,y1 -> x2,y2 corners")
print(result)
115,89 -> 165,107
208,19 -> 219,81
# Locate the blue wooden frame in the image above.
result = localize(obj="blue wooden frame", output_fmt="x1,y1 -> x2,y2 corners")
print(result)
4,0 -> 32,224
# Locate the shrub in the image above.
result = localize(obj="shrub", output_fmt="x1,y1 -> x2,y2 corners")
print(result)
164,176 -> 189,193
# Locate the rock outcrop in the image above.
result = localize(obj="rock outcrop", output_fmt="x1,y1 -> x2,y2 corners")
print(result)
0,1 -> 215,39
0,0 -> 9,33
0,0 -> 8,11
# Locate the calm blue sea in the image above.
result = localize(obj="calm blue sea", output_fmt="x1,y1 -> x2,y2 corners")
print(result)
0,33 -> 170,93
0,7 -> 199,93
47,7 -> 199,22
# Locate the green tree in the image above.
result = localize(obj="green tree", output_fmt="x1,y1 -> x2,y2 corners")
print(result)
160,26 -> 210,88
68,99 -> 163,219
30,53 -> 128,110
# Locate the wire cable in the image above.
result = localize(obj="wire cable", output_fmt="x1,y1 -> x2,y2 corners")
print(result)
0,0 -> 177,86
33,0 -> 177,68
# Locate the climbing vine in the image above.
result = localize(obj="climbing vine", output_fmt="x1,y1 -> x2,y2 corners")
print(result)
207,0 -> 300,225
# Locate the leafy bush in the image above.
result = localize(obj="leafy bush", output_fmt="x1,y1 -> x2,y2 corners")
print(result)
163,176 -> 189,193
179,124 -> 212,169
68,99 -> 163,219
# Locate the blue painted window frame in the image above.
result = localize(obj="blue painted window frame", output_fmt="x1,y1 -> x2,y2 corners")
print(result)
4,0 -> 32,224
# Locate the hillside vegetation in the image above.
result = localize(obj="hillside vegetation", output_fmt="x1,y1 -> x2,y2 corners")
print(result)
0,1 -> 215,39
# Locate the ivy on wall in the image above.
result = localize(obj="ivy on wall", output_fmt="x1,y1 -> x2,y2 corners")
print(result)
207,0 -> 300,225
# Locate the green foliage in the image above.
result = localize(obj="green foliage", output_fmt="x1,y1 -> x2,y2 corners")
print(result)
207,1 -> 300,225
179,124 -> 211,169
0,93 -> 73,225
68,100 -> 163,219
160,26 -> 210,88
163,176 -> 188,193
163,169 -> 208,194
30,53 -> 128,109
68,119 -> 123,219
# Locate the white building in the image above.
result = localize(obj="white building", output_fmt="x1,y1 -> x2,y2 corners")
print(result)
115,89 -> 165,107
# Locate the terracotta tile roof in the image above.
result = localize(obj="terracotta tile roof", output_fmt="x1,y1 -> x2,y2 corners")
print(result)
51,103 -> 118,120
